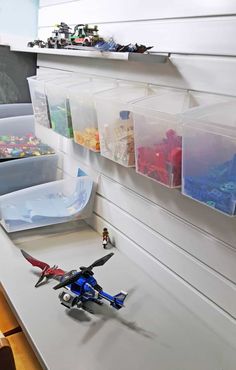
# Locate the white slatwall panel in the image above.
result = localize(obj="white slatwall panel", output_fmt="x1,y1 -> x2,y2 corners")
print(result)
36,1 -> 236,319
37,54 -> 236,101
35,124 -> 236,318
38,17 -> 236,55
39,0 -> 236,24
40,0 -> 76,7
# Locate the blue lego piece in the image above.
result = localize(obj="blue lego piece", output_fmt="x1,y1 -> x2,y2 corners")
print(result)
184,153 -> 236,215
229,154 -> 236,179
119,110 -> 130,120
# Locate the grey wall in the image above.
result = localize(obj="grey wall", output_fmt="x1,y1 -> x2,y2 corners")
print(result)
0,46 -> 36,103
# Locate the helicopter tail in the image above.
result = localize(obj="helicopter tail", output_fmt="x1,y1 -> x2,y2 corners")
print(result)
112,291 -> 128,310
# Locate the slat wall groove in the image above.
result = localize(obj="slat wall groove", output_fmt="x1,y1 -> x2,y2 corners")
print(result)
38,16 -> 236,56
36,1 -> 236,318
39,1 -> 236,24
93,194 -> 236,310
37,55 -> 236,96
35,125 -> 236,307
89,213 -> 235,332
39,14 -> 236,27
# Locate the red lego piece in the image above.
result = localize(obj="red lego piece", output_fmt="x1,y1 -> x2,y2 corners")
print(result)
137,129 -> 182,187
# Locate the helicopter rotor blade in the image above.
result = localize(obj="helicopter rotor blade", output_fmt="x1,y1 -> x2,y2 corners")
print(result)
53,271 -> 82,290
53,253 -> 114,290
88,253 -> 114,270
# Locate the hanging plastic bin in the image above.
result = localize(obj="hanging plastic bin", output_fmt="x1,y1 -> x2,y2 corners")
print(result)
27,71 -> 71,128
94,84 -> 168,167
131,90 -> 230,188
69,78 -> 117,152
45,75 -> 90,138
182,100 -> 236,215
0,175 -> 96,232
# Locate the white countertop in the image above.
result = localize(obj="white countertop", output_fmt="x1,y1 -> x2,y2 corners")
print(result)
0,221 -> 235,370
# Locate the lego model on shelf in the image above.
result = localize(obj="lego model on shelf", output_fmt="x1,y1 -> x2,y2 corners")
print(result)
27,39 -> 46,48
69,24 -> 103,46
21,250 -> 128,311
27,21 -> 153,54
182,101 -> 236,215
47,22 -> 72,49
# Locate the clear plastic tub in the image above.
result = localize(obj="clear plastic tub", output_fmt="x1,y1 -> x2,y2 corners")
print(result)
45,75 -> 90,138
0,176 -> 96,232
27,72 -> 71,128
69,78 -> 117,152
131,90 -> 231,188
94,84 -> 168,167
0,115 -> 58,195
0,103 -> 33,118
182,100 -> 236,215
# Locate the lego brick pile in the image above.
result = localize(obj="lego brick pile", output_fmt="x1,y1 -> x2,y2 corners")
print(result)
184,154 -> 236,215
0,134 -> 55,160
74,128 -> 100,152
100,111 -> 135,167
136,129 -> 182,187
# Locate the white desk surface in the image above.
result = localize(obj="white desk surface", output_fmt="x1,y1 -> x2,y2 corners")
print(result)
0,221 -> 235,370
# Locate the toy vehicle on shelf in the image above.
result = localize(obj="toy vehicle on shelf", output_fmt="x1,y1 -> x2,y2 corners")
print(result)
46,22 -> 72,48
27,39 -> 46,48
21,250 -> 127,311
69,24 -> 103,46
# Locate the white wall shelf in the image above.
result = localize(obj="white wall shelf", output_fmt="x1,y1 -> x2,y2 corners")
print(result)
10,46 -> 168,63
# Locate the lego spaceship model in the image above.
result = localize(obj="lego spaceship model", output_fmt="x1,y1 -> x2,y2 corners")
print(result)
21,249 -> 127,311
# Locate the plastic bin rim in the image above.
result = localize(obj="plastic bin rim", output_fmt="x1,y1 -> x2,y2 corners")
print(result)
45,77 -> 91,88
131,106 -> 184,123
94,84 -> 153,103
69,80 -> 117,95
182,116 -> 236,139
0,176 -> 93,200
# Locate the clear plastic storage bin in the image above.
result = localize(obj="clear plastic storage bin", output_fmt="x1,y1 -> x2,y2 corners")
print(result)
182,101 -> 236,215
0,115 -> 58,195
94,84 -> 167,167
45,75 -> 90,138
0,103 -> 33,118
69,78 -> 117,152
0,176 -> 96,232
131,90 -> 230,188
27,72 -> 71,128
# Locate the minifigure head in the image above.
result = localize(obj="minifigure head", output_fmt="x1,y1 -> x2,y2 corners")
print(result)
103,228 -> 108,232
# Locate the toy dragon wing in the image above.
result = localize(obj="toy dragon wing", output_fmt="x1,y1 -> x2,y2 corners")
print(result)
21,250 -> 65,287
21,250 -> 50,270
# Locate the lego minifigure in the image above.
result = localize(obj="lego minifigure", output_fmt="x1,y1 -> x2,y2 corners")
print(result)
102,227 -> 111,249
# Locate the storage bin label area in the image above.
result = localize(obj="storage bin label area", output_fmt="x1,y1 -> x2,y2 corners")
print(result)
28,72 -> 236,216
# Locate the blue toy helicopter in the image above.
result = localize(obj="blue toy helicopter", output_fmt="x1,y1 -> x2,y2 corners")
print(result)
21,250 -> 127,311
